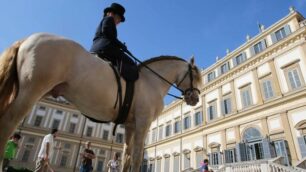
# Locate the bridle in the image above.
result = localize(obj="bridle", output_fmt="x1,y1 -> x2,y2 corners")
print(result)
124,50 -> 200,99
176,64 -> 201,96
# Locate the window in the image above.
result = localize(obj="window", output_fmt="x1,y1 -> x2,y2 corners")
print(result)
234,53 -> 247,66
211,152 -> 220,165
262,79 -> 274,100
174,119 -> 181,134
275,28 -> 286,41
240,86 -> 253,108
34,116 -> 43,127
21,149 -> 31,162
221,62 -> 229,74
158,125 -> 163,141
52,119 -> 60,129
225,149 -> 236,163
271,25 -> 291,44
38,106 -> 46,111
207,71 -> 216,82
173,155 -> 180,172
184,153 -> 191,169
196,151 -> 204,167
86,126 -> 93,137
253,40 -> 266,54
207,101 -> 217,121
99,149 -> 105,155
183,115 -> 191,130
97,160 -> 104,172
194,111 -> 203,126
151,128 -> 157,143
64,143 -> 71,149
165,122 -> 172,137
69,123 -> 76,133
60,154 -> 68,167
287,68 -> 303,90
148,161 -> 155,172
156,159 -> 161,172
142,161 -> 148,172
102,130 -> 109,140
28,137 -> 35,143
222,97 -> 232,115
116,133 -> 124,143
72,114 -> 78,118
164,157 -> 170,172
56,110 -> 63,114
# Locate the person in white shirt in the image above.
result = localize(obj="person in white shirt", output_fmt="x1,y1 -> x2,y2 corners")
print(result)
107,152 -> 120,172
34,128 -> 58,172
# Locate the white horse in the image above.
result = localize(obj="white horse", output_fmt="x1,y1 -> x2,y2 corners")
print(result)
0,33 -> 202,172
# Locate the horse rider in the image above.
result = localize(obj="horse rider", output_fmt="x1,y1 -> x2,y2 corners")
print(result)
90,3 -> 139,82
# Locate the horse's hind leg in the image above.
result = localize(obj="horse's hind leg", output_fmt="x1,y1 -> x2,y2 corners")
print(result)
122,125 -> 134,172
0,89 -> 42,171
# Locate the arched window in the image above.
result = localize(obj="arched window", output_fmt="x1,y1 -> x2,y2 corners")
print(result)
243,127 -> 262,141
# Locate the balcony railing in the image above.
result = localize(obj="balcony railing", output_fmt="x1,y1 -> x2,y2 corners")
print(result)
190,156 -> 306,172
300,19 -> 306,27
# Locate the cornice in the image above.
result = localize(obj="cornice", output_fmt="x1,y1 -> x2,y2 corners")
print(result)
203,11 -> 303,74
202,27 -> 306,93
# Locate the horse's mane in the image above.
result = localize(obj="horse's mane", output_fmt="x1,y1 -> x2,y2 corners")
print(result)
139,55 -> 203,87
140,55 -> 186,66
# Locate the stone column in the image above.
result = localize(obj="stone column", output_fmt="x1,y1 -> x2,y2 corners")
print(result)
280,111 -> 298,163
230,80 -> 238,113
252,69 -> 263,105
268,59 -> 282,97
261,117 -> 269,137
202,94 -> 207,125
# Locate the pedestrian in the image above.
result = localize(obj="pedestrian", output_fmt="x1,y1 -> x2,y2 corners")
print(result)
107,152 -> 120,172
200,159 -> 209,172
2,133 -> 21,171
90,3 -> 139,82
34,128 -> 58,172
80,141 -> 95,172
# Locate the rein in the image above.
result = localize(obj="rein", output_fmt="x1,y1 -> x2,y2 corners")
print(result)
124,50 -> 196,99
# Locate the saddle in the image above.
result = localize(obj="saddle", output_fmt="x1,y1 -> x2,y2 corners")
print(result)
83,54 -> 135,136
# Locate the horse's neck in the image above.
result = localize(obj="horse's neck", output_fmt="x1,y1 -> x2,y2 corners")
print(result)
141,60 -> 185,97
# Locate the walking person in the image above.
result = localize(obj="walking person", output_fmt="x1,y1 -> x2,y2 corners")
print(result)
107,152 -> 120,172
2,133 -> 21,172
200,159 -> 209,172
34,128 -> 58,172
80,141 -> 95,172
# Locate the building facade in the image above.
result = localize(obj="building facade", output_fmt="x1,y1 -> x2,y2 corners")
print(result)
142,8 -> 306,172
11,97 -> 125,172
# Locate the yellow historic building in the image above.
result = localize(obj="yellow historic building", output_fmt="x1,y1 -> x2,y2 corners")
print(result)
12,97 -> 125,172
142,7 -> 306,172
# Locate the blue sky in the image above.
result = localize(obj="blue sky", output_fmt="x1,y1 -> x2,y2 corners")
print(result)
1,0 -> 306,104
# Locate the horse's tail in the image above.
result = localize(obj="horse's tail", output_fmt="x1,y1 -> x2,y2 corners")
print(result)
0,40 -> 24,115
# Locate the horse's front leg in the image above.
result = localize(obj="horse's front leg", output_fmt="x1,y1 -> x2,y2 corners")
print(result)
130,124 -> 149,172
122,124 -> 134,172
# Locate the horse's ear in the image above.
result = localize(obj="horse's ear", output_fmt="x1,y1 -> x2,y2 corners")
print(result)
190,56 -> 195,66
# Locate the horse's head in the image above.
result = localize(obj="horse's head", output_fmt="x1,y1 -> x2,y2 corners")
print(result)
176,57 -> 203,106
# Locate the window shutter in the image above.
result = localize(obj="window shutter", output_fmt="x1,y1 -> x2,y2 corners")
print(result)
298,137 -> 306,158
250,46 -> 255,57
271,33 -> 277,44
261,39 -> 267,50
221,100 -> 225,115
242,52 -> 247,61
233,58 -> 237,67
284,25 -> 292,36
218,152 -> 222,165
236,143 -> 247,162
262,138 -> 276,159
224,150 -> 229,163
208,153 -> 211,165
